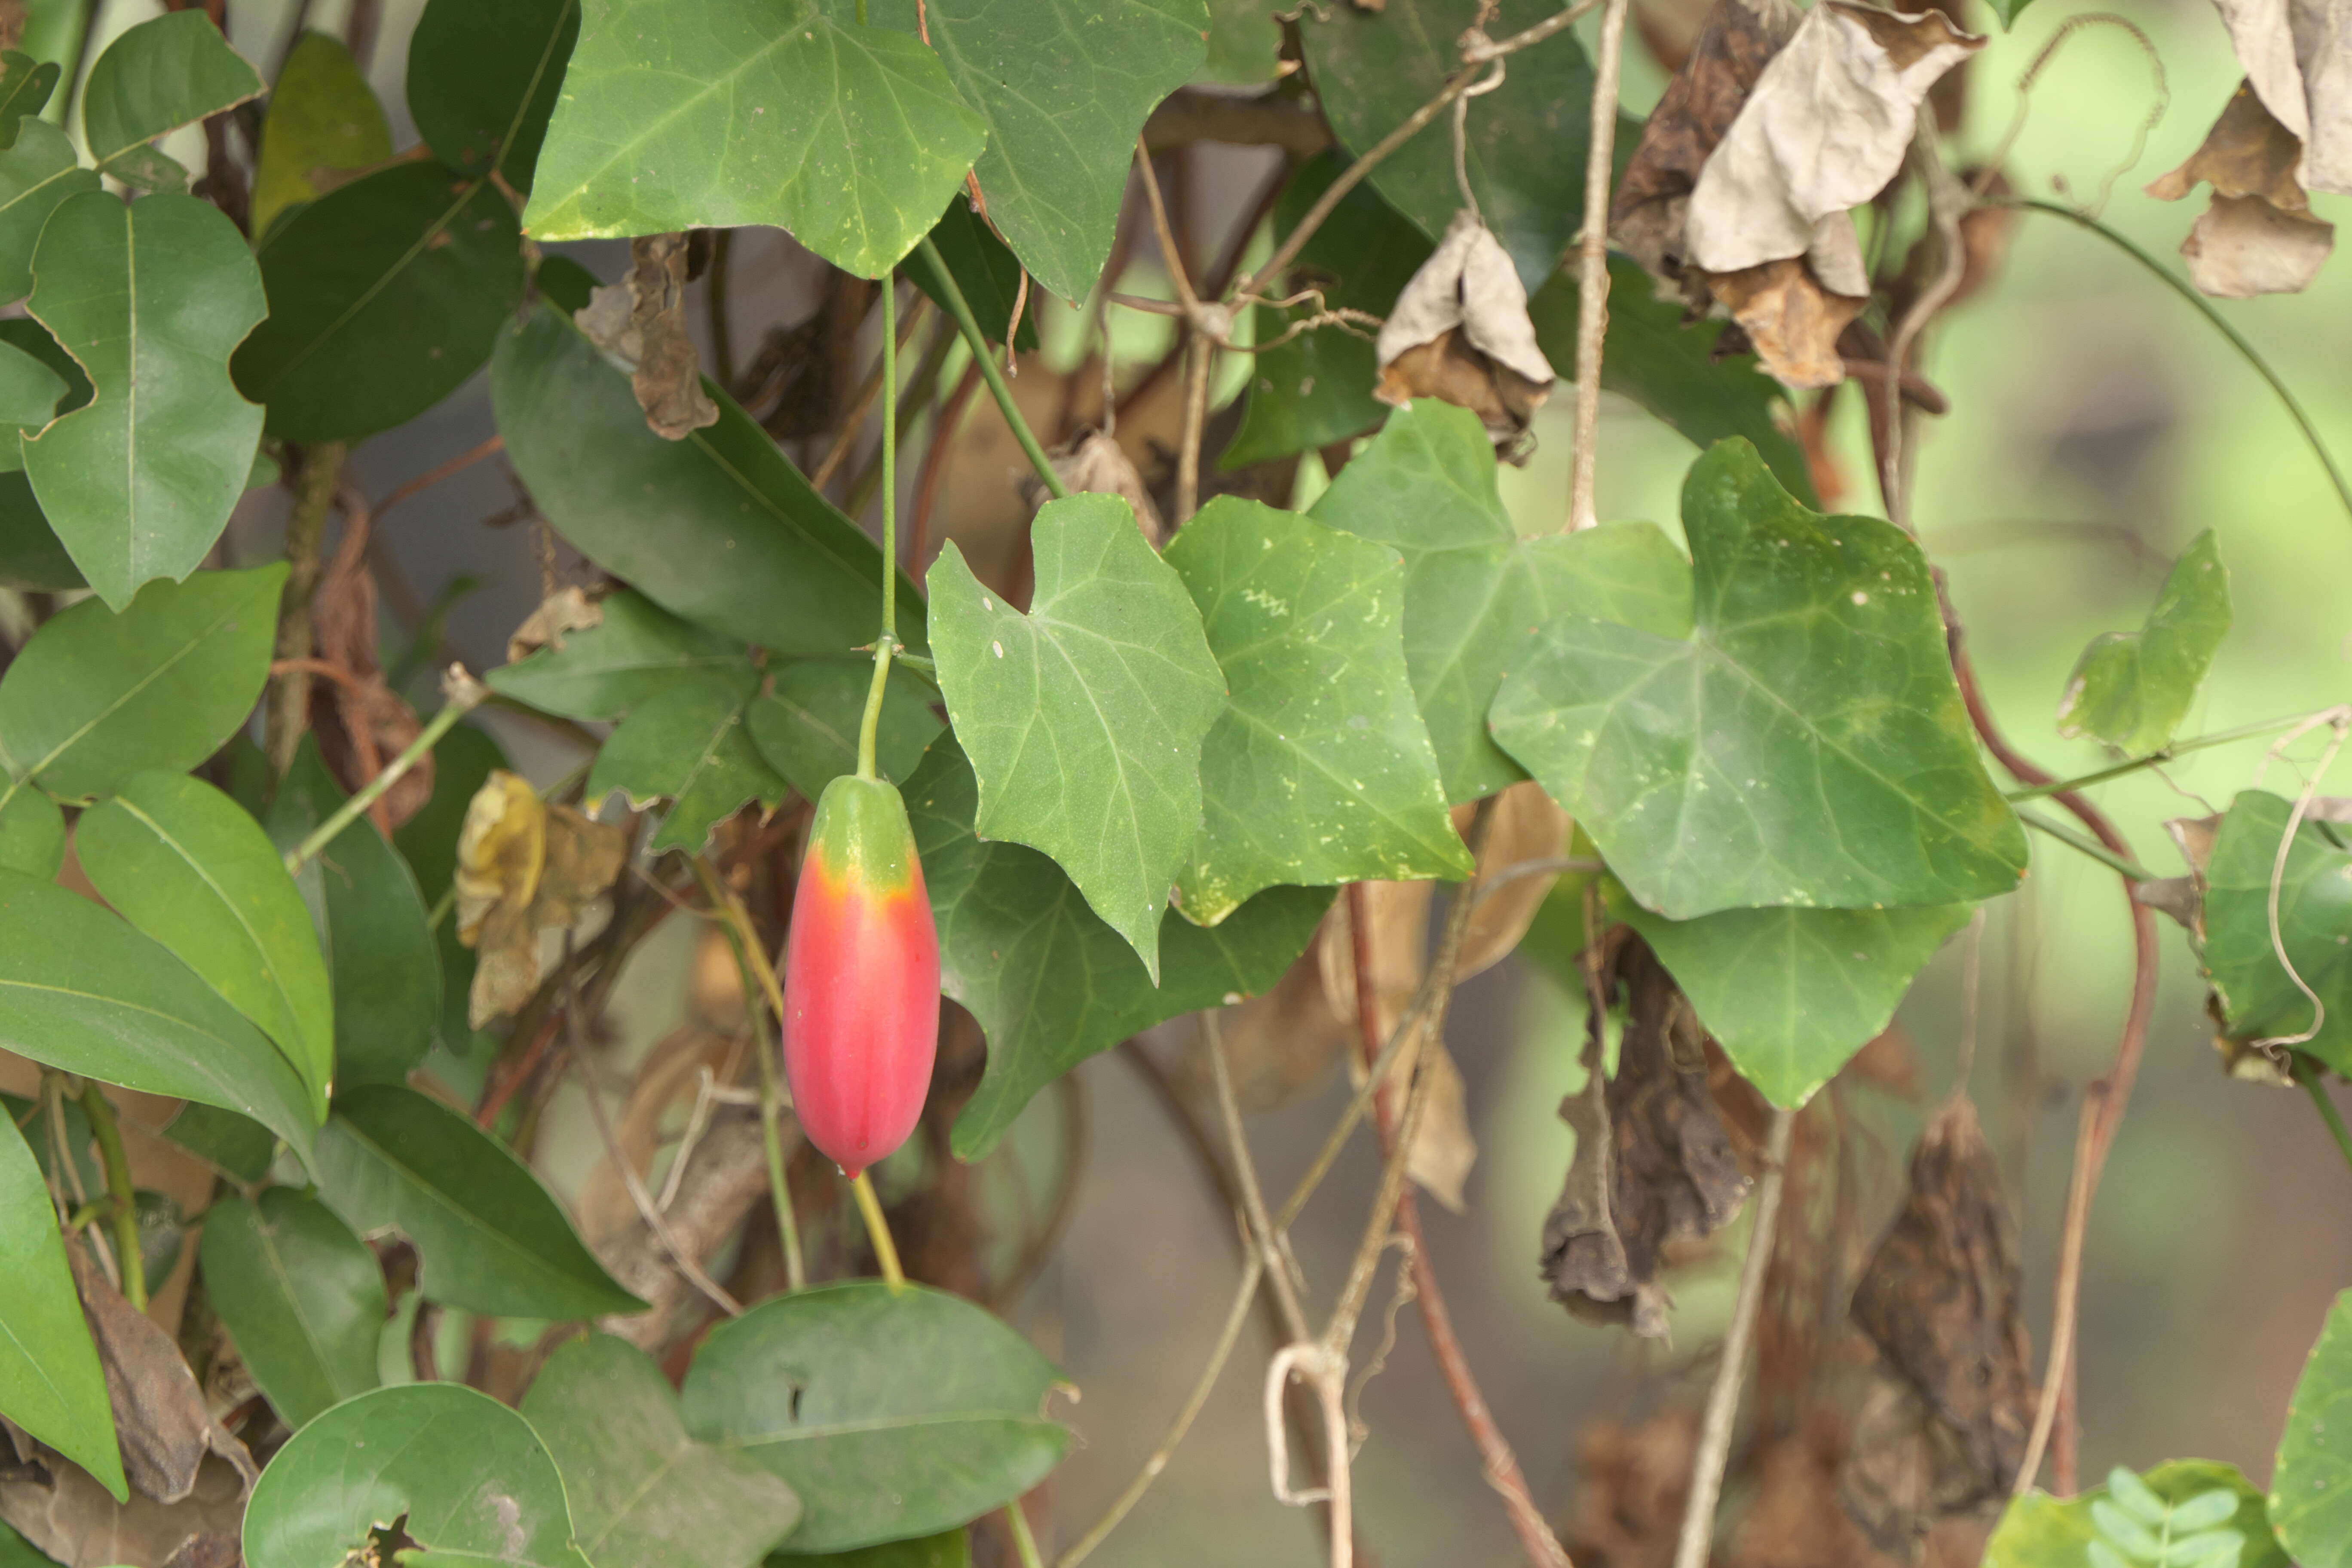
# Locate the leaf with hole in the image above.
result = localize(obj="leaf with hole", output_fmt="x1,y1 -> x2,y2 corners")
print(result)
407,0 -> 579,188
489,590 -> 751,721
267,742 -> 441,1087
588,677 -> 788,856
1164,496 -> 1469,925
235,162 -> 527,444
249,31 -> 393,240
928,493 -> 1226,981
523,0 -> 986,279
493,299 -> 927,655
683,1280 -> 1066,1552
243,1382 -> 592,1568
0,870 -> 318,1152
313,1082 -> 643,1320
199,1188 -> 383,1431
1308,399 -> 1691,802
522,1334 -> 802,1568
79,12 -> 263,179
23,193 -> 266,608
0,1112 -> 120,1502
77,770 -> 336,1121
0,563 -> 283,799
1489,438 -> 2027,919
2196,790 -> 2352,1075
2057,529 -> 2230,756
746,660 -> 943,801
905,735 -> 1328,1158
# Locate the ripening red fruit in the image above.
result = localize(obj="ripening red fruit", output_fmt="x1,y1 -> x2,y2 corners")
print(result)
781,774 -> 941,1177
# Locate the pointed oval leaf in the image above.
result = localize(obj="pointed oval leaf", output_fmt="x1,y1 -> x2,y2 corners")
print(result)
406,0 -> 579,187
521,1335 -> 802,1567
746,659 -> 943,800
0,1113 -> 121,1502
23,192 -> 266,608
1308,400 -> 1691,802
2277,1291 -> 2352,1561
489,589 -> 749,721
1164,496 -> 1470,925
492,299 -> 927,655
0,786 -> 59,878
80,11 -> 263,168
77,771 -> 335,1119
314,1082 -> 643,1320
0,52 -> 61,149
1489,439 -> 2028,919
0,871 -> 318,1151
2056,529 -> 2230,756
0,563 -> 283,799
198,1188 -> 383,1430
235,162 -> 527,444
523,0 -> 986,278
244,1383 -> 591,1568
0,121 -> 98,306
905,736 -> 1326,1158
587,677 -> 786,856
683,1280 -> 1067,1553
928,493 -> 1226,980
249,31 -> 393,241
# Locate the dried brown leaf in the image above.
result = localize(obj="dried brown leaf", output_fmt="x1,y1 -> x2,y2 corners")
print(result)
1704,257 -> 1868,389
2151,81 -> 2336,298
1375,211 -> 1556,454
453,771 -> 629,1026
594,1106 -> 773,1349
1557,1407 -> 1697,1568
627,233 -> 721,440
1455,780 -> 1567,980
1022,430 -> 1166,545
506,585 -> 604,664
1840,1096 -> 2032,1548
2210,0 -> 2352,196
0,1446 -> 246,1568
1204,943 -> 1353,1110
66,1246 -> 254,1507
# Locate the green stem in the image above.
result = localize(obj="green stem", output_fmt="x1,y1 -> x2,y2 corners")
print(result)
2298,1059 -> 2352,1182
1006,1501 -> 1046,1568
2006,708 -> 2350,801
851,1170 -> 906,1289
855,281 -> 900,781
80,1084 -> 145,1311
284,685 -> 483,871
914,237 -> 1066,500
755,1042 -> 808,1291
2014,198 -> 2352,527
2017,805 -> 2158,882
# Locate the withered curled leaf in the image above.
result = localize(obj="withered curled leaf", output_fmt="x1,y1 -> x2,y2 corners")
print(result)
579,235 -> 721,439
1020,430 -> 1165,546
1839,1096 -> 2033,1550
1542,936 -> 1748,1338
2210,0 -> 2352,196
2150,81 -> 2337,298
0,1441 -> 247,1568
454,770 -> 630,1026
506,584 -> 604,664
66,1245 -> 254,1507
1375,211 -> 1556,456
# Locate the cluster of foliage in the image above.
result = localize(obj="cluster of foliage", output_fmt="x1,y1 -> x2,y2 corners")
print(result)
0,0 -> 2342,1564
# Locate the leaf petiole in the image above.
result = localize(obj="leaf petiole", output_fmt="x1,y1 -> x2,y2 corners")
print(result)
851,1169 -> 906,1289
2006,707 -> 2349,802
284,672 -> 485,871
855,276 -> 901,781
2016,805 -> 2159,882
913,236 -> 1066,499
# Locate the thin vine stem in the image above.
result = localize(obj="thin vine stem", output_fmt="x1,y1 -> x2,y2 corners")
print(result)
914,237 -> 1067,499
80,1084 -> 146,1311
2005,707 -> 2349,800
851,1170 -> 906,1289
855,279 -> 900,781
2296,1058 -> 2352,1182
2012,198 -> 2352,526
2017,806 -> 2158,882
1566,0 -> 1629,533
692,856 -> 808,1290
1007,1501 -> 1047,1568
285,677 -> 484,870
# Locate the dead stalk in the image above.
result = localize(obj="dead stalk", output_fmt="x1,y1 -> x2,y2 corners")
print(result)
1566,0 -> 1630,533
1671,1106 -> 1796,1568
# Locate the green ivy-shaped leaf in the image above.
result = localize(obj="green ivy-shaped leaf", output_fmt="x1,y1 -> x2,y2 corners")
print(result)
23,192 -> 266,608
523,0 -> 986,279
406,0 -> 579,189
489,589 -> 750,721
2275,1291 -> 2352,1567
928,493 -> 1227,981
747,660 -> 943,800
683,1281 -> 1067,1553
1489,438 -> 2028,919
905,735 -> 1327,1158
2057,530 -> 2230,756
2192,791 -> 2352,1074
244,1383 -> 592,1568
860,0 -> 1206,299
521,1334 -> 802,1568
249,31 -> 393,239
1164,496 -> 1469,925
587,676 -> 789,855
198,1187 -> 384,1430
1308,399 -> 1691,802
79,12 -> 263,181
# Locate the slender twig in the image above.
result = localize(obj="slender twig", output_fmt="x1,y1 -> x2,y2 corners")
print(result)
691,856 -> 808,1291
1472,855 -> 1605,906
2010,199 -> 2352,526
80,1084 -> 146,1312
1566,0 -> 1629,533
2013,1094 -> 2100,1498
1877,132 -> 1969,532
1671,1106 -> 1796,1568
915,238 -> 1066,499
1007,1500 -> 1047,1568
812,298 -> 925,496
2017,806 -> 2158,882
851,1170 -> 906,1288
374,435 -> 505,525
284,673 -> 484,870
2298,1059 -> 2352,1180
267,443 -> 348,776
1176,337 -> 1212,524
2006,708 -> 2349,800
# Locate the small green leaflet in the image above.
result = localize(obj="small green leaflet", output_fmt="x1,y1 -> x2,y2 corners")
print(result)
747,660 -> 943,799
1308,399 -> 1690,802
524,0 -> 986,279
79,12 -> 263,180
928,493 -> 1227,981
1987,1461 -> 2285,1568
0,563 -> 283,801
2275,1291 -> 2352,1568
24,193 -> 266,609
0,121 -> 98,305
1611,882 -> 1972,1109
2057,530 -> 2230,756
1489,439 -> 2028,919
682,1281 -> 1067,1552
249,31 -> 393,239
406,0 -> 579,187
243,1384 -> 593,1568
77,771 -> 337,1121
858,0 -> 1206,300
521,1335 -> 802,1568
0,1113 -> 121,1502
1163,496 -> 1469,925
904,735 -> 1328,1158
198,1188 -> 384,1430
588,677 -> 789,855
489,589 -> 750,720
2193,790 -> 2352,1075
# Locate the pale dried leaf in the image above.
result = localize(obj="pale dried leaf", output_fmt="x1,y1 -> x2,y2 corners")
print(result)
1375,211 -> 1555,452
594,1106 -> 772,1349
454,771 -> 628,1025
2211,0 -> 2352,194
577,283 -> 637,366
2151,80 -> 2337,297
628,233 -> 721,440
0,1447 -> 246,1568
66,1246 -> 254,1506
1023,430 -> 1166,545
1205,946 -> 1353,1109
1403,1039 -> 1476,1211
1456,781 -> 1568,980
577,1024 -> 735,1244
1704,257 -> 1868,389
506,584 -> 605,664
